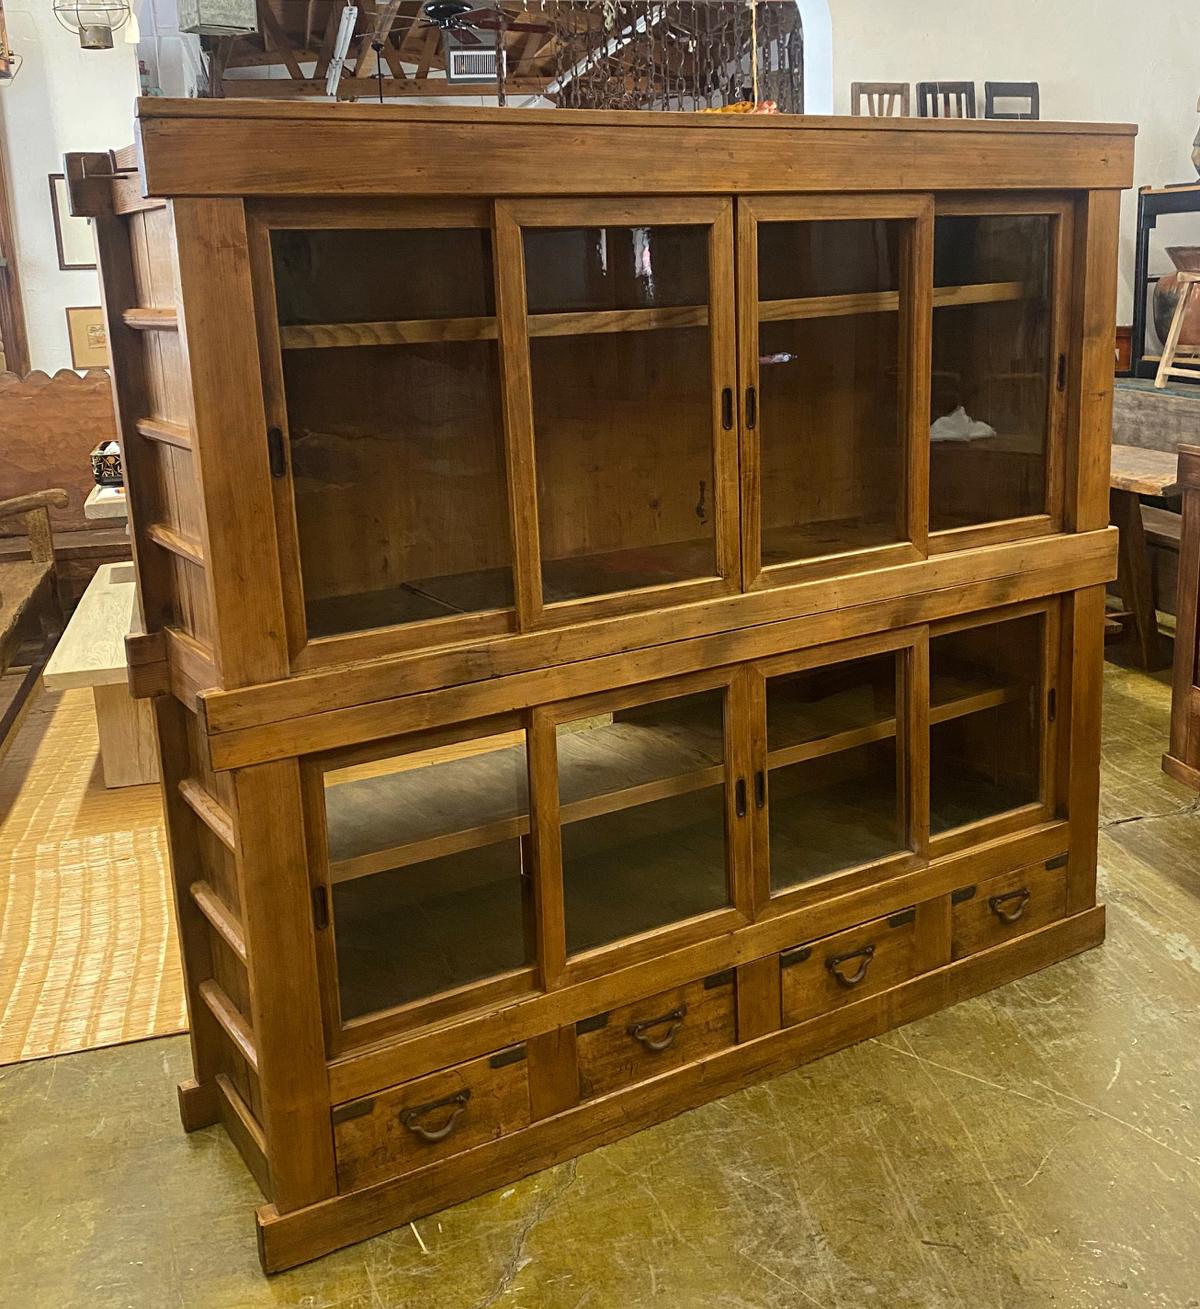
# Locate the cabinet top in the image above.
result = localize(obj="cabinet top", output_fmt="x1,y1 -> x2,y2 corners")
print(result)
129,97 -> 1136,199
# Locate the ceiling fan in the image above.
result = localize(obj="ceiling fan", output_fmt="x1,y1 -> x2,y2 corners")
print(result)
417,1 -> 551,46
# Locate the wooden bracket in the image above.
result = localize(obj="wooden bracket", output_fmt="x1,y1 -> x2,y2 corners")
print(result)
125,629 -> 170,699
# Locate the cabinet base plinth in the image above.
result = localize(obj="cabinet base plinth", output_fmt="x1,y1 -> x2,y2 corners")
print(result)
255,905 -> 1104,1275
177,1078 -> 221,1133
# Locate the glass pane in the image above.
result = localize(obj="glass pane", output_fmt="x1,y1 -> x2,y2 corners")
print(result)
930,614 -> 1043,834
757,220 -> 905,564
272,227 -> 494,325
766,652 -> 906,891
324,731 -> 531,1020
272,228 -> 512,640
557,688 -> 730,954
524,225 -> 708,313
931,214 -> 1053,530
524,224 -> 717,603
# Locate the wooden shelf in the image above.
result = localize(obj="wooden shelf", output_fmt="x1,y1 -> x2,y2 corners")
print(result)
767,667 -> 1024,772
305,537 -> 718,638
280,303 -> 709,350
327,709 -> 724,883
759,280 -> 1030,324
279,281 -> 1029,351
326,667 -> 1024,883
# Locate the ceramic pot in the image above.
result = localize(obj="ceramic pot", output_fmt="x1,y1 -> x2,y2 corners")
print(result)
1152,246 -> 1200,347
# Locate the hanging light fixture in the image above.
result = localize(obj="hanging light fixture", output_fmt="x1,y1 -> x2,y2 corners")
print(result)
52,0 -> 131,50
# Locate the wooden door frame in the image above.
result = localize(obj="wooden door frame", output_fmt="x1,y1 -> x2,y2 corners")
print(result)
301,710 -> 539,1059
493,195 -> 741,631
535,664 -> 751,987
927,193 -> 1075,554
244,197 -> 518,673
0,131 -> 30,375
736,193 -> 934,593
925,595 -> 1060,858
748,627 -> 924,920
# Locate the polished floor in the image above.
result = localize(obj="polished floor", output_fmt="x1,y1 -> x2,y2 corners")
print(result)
1,662 -> 1199,1308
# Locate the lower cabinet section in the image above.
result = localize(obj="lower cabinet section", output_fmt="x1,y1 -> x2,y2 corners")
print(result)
576,971 -> 737,1100
951,859 -> 1068,959
333,1045 -> 531,1191
781,906 -> 924,1026
326,853 -> 1075,1204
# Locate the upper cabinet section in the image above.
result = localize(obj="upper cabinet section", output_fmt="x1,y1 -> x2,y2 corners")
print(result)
248,189 -> 1082,669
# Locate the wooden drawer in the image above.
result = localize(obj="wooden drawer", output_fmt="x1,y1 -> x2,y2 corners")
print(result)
333,1045 -> 530,1191
951,859 -> 1068,959
781,906 -> 921,1026
576,971 -> 736,1100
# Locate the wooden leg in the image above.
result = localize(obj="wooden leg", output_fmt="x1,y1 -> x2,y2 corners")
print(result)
1155,277 -> 1197,388
93,681 -> 161,787
1110,488 -> 1168,670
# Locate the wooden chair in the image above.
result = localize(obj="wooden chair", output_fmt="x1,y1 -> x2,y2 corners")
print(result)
0,488 -> 69,746
917,81 -> 976,119
985,80 -> 1040,120
850,82 -> 910,118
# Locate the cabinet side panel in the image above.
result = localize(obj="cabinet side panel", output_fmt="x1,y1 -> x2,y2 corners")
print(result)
168,198 -> 290,688
1066,190 -> 1120,534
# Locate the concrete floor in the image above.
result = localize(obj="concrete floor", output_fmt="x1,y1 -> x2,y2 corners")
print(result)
2,663 -> 1199,1309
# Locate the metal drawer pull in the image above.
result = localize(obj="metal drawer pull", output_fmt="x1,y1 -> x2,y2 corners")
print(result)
826,944 -> 875,989
989,888 -> 1031,924
628,1005 -> 687,1052
399,1088 -> 471,1143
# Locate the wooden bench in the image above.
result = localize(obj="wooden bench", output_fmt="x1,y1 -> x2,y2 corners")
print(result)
41,561 -> 159,788
1109,442 -> 1180,670
0,489 -> 69,747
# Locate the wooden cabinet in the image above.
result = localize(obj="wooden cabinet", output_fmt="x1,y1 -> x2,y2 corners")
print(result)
74,101 -> 1129,1273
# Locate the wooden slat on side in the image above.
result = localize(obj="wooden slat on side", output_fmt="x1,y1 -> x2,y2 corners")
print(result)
200,977 -> 259,1073
147,522 -> 205,566
190,879 -> 248,965
180,777 -> 236,850
123,306 -> 179,330
216,1073 -> 271,1198
136,415 -> 193,450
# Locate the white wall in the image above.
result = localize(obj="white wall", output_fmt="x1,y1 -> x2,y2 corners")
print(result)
0,0 -> 138,372
829,0 -> 1200,322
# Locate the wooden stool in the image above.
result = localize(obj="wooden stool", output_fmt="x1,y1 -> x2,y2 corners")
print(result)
1155,271 -> 1200,387
1109,443 -> 1179,670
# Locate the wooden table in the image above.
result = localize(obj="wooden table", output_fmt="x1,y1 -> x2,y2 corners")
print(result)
1109,442 -> 1180,670
42,562 -> 159,788
84,484 -> 128,521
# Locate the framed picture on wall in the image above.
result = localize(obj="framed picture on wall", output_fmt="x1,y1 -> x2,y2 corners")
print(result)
65,306 -> 108,369
49,173 -> 97,271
